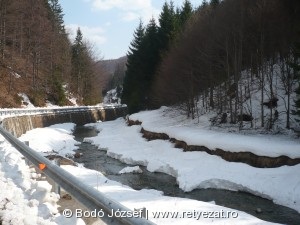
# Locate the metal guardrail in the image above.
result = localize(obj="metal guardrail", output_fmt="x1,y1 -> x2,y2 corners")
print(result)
0,125 -> 155,225
0,104 -> 127,117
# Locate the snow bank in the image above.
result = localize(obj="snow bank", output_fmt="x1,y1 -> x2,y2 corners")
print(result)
118,166 -> 143,174
19,123 -> 79,157
129,107 -> 300,158
18,93 -> 35,108
103,88 -> 121,104
87,118 -> 300,213
62,165 -> 278,225
0,124 -> 86,225
0,136 -> 58,225
18,122 -> 279,224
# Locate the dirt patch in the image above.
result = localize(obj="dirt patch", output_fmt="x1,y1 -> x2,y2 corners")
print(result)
141,128 -> 169,141
46,155 -> 77,166
127,119 -> 142,126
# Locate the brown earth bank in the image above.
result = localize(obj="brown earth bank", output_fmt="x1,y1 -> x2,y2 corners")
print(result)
129,119 -> 300,168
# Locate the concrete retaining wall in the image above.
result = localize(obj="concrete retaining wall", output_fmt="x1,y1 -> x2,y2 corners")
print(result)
2,107 -> 127,137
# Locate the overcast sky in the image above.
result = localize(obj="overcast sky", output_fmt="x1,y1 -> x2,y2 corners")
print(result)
60,0 -> 202,60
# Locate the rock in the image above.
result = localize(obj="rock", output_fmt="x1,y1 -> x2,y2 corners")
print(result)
227,83 -> 237,99
263,97 -> 278,109
237,114 -> 253,122
127,119 -> 142,126
220,113 -> 227,123
83,138 -> 93,143
74,152 -> 81,158
141,128 -> 169,141
256,208 -> 262,213
62,194 -> 72,200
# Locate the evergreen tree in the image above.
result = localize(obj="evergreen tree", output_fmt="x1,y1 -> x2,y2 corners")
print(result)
48,0 -> 65,33
158,1 -> 177,53
210,0 -> 220,8
122,18 -> 161,113
142,18 -> 160,109
179,0 -> 193,27
71,28 -> 85,96
294,42 -> 300,119
122,21 -> 145,113
44,0 -> 70,105
122,2 -> 195,113
202,0 -> 208,8
71,28 -> 101,105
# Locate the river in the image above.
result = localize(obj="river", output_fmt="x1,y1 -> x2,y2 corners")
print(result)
73,125 -> 300,225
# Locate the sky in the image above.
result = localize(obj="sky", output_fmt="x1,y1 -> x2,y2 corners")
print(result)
60,0 -> 202,60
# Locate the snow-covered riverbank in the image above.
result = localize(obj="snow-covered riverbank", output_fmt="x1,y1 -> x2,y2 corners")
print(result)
85,118 -> 300,214
130,107 -> 300,158
9,122 -> 284,224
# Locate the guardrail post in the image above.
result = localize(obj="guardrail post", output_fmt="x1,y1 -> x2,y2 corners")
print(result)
52,158 -> 61,195
24,141 -> 30,166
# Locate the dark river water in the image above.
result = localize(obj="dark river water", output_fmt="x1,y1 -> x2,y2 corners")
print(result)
73,125 -> 300,225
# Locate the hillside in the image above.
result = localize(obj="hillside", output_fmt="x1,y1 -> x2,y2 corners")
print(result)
0,0 -> 105,108
95,56 -> 127,93
98,56 -> 127,76
121,0 -> 300,133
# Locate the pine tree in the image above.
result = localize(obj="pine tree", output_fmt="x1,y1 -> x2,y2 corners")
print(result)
158,1 -> 177,53
179,0 -> 193,27
44,0 -> 70,105
292,0 -> 300,121
48,0 -> 65,33
201,0 -> 208,8
71,28 -> 92,103
122,21 -> 145,113
71,28 -> 101,105
122,2 -> 196,113
210,0 -> 220,8
294,42 -> 300,119
142,18 -> 160,109
71,28 -> 84,96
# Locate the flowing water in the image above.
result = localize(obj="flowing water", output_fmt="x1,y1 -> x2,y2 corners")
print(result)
73,125 -> 300,225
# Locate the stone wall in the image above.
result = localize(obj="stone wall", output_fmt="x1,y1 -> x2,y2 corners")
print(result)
2,107 -> 127,137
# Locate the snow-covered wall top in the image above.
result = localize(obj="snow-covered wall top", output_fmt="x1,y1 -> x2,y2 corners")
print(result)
0,104 -> 126,118
1,104 -> 127,137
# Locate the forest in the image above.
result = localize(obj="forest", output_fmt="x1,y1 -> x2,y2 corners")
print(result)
0,0 -> 300,131
0,0 -> 103,107
122,0 -> 300,130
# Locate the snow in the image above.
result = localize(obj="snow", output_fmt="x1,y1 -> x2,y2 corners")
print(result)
0,124 -> 86,224
2,109 -> 299,224
68,97 -> 78,106
0,136 -> 60,224
3,122 -> 282,224
62,165 -> 277,225
129,107 -> 300,158
118,166 -> 143,174
103,88 -> 121,104
17,86 -> 78,108
12,72 -> 21,78
18,93 -> 35,108
19,123 -> 79,157
86,118 -> 300,213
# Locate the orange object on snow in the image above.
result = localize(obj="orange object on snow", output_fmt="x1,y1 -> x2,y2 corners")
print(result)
39,163 -> 46,170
